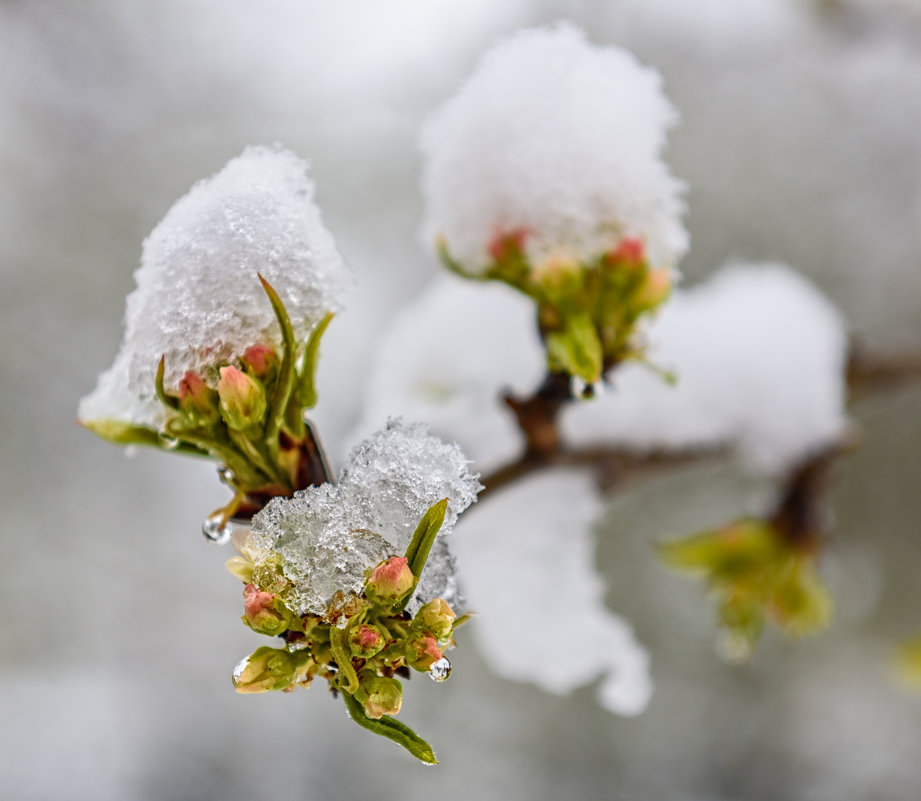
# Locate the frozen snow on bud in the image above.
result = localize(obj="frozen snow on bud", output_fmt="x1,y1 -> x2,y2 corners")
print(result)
420,22 -> 687,274
452,467 -> 653,717
249,419 -> 481,618
78,145 -> 353,430
562,263 -> 849,475
350,275 -> 544,472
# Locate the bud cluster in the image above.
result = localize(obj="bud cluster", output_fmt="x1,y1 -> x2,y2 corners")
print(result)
230,498 -> 464,763
658,518 -> 833,662
233,551 -> 460,695
150,277 -> 333,502
439,233 -> 672,390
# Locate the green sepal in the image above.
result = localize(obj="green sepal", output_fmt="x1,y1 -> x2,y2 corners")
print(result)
155,355 -> 180,410
329,624 -> 359,694
232,646 -> 311,694
258,274 -> 297,453
545,313 -> 603,385
298,312 -> 333,410
80,418 -> 209,457
398,498 -> 448,611
342,690 -> 438,765
436,237 -> 484,281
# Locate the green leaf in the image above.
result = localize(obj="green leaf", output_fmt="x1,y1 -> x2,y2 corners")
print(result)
80,418 -> 163,448
342,691 -> 438,765
298,312 -> 333,410
258,274 -> 297,455
545,313 -> 603,385
329,625 -> 359,694
403,498 -> 448,586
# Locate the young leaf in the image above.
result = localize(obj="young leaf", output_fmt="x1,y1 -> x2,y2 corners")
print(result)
404,498 -> 449,585
342,690 -> 438,764
545,313 -> 603,385
258,274 -> 297,452
79,418 -> 165,449
298,312 -> 333,410
155,355 -> 180,410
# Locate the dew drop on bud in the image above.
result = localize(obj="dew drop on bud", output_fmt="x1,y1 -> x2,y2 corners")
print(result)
218,467 -> 236,485
202,512 -> 231,545
158,434 -> 181,451
232,655 -> 250,685
428,657 -> 452,682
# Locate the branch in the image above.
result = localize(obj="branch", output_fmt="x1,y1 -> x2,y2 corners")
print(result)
480,342 -> 921,500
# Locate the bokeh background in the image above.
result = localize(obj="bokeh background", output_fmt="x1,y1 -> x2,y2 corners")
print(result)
2,1 -> 921,799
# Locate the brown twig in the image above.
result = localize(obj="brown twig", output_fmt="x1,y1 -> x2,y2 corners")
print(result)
480,342 -> 921,501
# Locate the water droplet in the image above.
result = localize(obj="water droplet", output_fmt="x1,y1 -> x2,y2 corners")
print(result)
428,657 -> 452,682
286,639 -> 309,652
218,467 -> 235,485
158,434 -> 180,450
202,512 -> 231,545
232,655 -> 250,684
569,375 -> 604,400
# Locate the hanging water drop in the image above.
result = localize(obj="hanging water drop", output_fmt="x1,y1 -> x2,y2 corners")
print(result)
569,375 -> 587,398
232,655 -> 250,685
158,434 -> 181,450
428,657 -> 452,682
218,467 -> 236,485
202,512 -> 231,545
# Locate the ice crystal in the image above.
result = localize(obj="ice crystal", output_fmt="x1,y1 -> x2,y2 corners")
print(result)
420,22 -> 687,273
250,419 -> 480,617
79,145 -> 353,429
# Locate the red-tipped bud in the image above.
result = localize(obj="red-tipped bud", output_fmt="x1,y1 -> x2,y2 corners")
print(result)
349,624 -> 387,659
365,556 -> 415,603
404,631 -> 443,671
487,227 -> 529,263
178,371 -> 220,425
609,237 -> 646,269
242,583 -> 289,636
217,365 -> 267,430
242,344 -> 280,380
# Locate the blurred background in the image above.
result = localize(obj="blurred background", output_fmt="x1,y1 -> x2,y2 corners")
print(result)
2,1 -> 920,799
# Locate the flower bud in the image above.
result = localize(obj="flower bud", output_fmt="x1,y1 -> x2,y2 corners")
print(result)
178,371 -> 220,426
404,631 -> 443,671
608,237 -> 646,269
349,624 -> 386,659
529,250 -> 583,303
217,365 -> 267,430
232,646 -> 308,693
415,598 -> 456,641
364,556 -> 415,604
243,583 -> 289,636
633,268 -> 672,311
355,675 -> 403,719
242,343 -> 280,381
487,227 -> 528,263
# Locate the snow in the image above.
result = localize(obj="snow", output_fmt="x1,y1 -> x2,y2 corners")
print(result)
419,22 -> 688,274
350,275 -> 544,472
78,145 -> 353,429
452,467 -> 653,716
250,419 -> 481,617
563,262 -> 850,474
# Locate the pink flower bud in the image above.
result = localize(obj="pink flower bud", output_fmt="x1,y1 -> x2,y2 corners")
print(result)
349,624 -> 386,659
178,371 -> 220,425
365,556 -> 415,603
487,227 -> 529,263
609,237 -> 646,268
243,583 -> 288,636
404,631 -> 443,671
242,344 -> 279,379
217,365 -> 267,430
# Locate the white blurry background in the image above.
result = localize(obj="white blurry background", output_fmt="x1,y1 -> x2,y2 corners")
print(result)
2,1 -> 921,799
